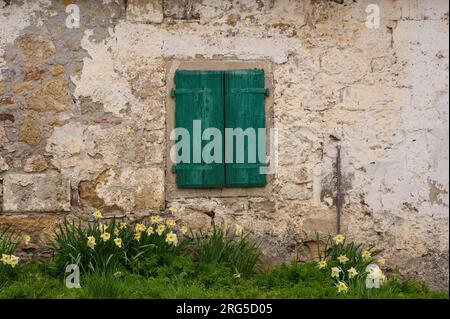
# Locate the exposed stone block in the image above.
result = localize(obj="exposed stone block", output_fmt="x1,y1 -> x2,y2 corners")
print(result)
25,80 -> 72,112
2,172 -> 71,213
0,156 -> 9,172
23,155 -> 48,173
80,167 -> 165,212
164,0 -> 200,20
15,34 -> 56,62
0,214 -> 62,245
19,118 -> 44,147
126,0 -> 164,24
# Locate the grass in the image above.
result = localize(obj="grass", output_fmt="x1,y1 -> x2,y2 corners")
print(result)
1,219 -> 448,299
0,261 -> 447,299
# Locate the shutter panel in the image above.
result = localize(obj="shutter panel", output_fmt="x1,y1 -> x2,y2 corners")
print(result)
173,70 -> 224,188
225,69 -> 268,187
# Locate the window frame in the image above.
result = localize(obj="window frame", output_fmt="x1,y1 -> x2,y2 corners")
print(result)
165,59 -> 274,200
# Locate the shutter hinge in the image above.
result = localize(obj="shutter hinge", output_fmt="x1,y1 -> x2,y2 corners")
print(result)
231,88 -> 269,97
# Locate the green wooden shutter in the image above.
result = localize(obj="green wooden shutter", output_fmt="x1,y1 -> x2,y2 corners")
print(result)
224,69 -> 268,187
172,70 -> 224,188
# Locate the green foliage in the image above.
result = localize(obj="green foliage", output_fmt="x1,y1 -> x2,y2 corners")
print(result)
0,219 -> 447,300
49,217 -> 189,276
0,227 -> 21,287
80,273 -> 123,299
0,261 -> 446,299
192,226 -> 261,277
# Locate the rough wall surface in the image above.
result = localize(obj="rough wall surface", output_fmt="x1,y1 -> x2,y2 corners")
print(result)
0,0 -> 448,290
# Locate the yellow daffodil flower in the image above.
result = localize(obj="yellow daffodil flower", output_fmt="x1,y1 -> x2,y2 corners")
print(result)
23,234 -> 31,246
101,232 -> 111,242
146,226 -> 154,235
114,227 -> 120,236
166,219 -> 177,228
165,232 -> 178,246
337,254 -> 349,264
119,222 -> 127,230
151,215 -> 161,224
1,254 -> 11,265
333,234 -> 345,245
169,207 -> 178,215
362,250 -> 372,261
156,225 -> 165,236
318,260 -> 327,269
336,281 -> 348,293
8,255 -> 19,268
87,236 -> 96,249
331,267 -> 341,278
114,238 -> 122,248
134,232 -> 141,241
93,210 -> 102,220
181,226 -> 189,235
113,271 -> 123,278
135,223 -> 146,233
377,257 -> 385,265
348,267 -> 358,279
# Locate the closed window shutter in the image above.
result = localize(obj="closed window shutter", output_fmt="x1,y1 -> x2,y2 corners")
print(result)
172,70 -> 225,188
224,69 -> 268,187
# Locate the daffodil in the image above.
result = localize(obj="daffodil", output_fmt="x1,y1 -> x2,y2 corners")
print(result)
113,271 -> 123,278
333,234 -> 345,245
336,281 -> 348,293
87,236 -> 96,249
181,226 -> 189,235
1,254 -> 11,265
114,227 -> 120,236
150,215 -> 161,224
114,238 -> 122,248
165,232 -> 178,246
331,267 -> 341,278
23,234 -> 31,246
146,226 -> 154,235
134,232 -> 141,241
362,250 -> 372,261
156,224 -> 165,236
377,257 -> 385,265
8,255 -> 19,268
93,210 -> 102,220
348,267 -> 358,279
119,222 -> 127,230
101,232 -> 111,242
166,219 -> 177,228
337,254 -> 349,264
135,223 -> 146,233
169,207 -> 178,215
318,260 -> 327,269
235,225 -> 243,236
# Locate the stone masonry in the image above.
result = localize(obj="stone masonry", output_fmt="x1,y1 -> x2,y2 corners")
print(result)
0,0 -> 448,290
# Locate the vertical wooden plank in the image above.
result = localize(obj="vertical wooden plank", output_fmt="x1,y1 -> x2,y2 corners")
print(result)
174,70 -> 225,188
225,69 -> 267,187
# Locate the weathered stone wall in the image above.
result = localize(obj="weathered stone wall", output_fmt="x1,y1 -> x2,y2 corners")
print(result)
0,0 -> 448,290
